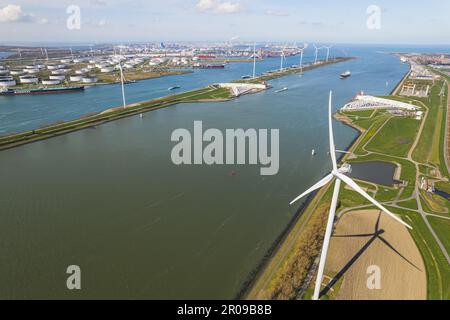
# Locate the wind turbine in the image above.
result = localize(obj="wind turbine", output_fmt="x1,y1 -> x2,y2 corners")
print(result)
252,43 -> 257,79
298,43 -> 308,74
313,44 -> 319,64
228,36 -> 239,55
280,44 -> 287,72
324,45 -> 333,62
45,48 -> 49,61
118,61 -> 127,108
17,48 -> 22,59
290,91 -> 413,301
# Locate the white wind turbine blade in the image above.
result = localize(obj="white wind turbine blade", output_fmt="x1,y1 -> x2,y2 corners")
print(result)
313,178 -> 341,300
290,174 -> 334,205
328,91 -> 337,170
336,173 -> 412,229
118,62 -> 127,108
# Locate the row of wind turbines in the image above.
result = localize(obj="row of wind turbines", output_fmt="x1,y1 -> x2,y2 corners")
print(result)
247,43 -> 335,79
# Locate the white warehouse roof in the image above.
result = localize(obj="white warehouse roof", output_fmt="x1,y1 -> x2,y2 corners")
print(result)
342,94 -> 418,112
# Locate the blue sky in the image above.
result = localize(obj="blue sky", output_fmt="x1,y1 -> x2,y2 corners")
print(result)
0,0 -> 449,44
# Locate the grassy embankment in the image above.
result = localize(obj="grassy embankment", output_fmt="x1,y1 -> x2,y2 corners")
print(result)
237,58 -> 354,84
0,57 -> 351,151
0,86 -> 230,150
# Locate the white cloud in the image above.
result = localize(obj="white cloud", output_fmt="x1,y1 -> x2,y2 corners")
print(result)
97,19 -> 108,27
265,10 -> 289,17
197,0 -> 216,11
37,17 -> 49,25
91,0 -> 108,6
0,4 -> 27,22
0,4 -> 48,24
196,0 -> 242,14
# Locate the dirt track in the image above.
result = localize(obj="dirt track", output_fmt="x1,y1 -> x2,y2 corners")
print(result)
326,210 -> 426,300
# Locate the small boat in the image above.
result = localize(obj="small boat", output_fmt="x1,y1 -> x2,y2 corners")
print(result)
340,70 -> 351,79
312,149 -> 316,156
275,87 -> 288,93
241,75 -> 251,79
140,113 -> 144,119
168,86 -> 181,91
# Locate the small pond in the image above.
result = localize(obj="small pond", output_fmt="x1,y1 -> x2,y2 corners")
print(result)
348,161 -> 398,187
435,189 -> 450,201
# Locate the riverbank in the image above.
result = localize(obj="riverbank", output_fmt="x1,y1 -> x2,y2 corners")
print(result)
0,57 -> 351,151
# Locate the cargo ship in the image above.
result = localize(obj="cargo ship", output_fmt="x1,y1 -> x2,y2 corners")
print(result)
193,63 -> 225,69
0,86 -> 85,95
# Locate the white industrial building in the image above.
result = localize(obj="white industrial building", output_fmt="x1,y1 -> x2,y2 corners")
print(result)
217,83 -> 268,97
19,76 -> 39,84
82,76 -> 98,83
49,75 -> 66,81
341,94 -> 418,112
0,79 -> 16,87
42,79 -> 61,85
47,65 -> 59,70
100,67 -> 114,73
70,75 -> 83,82
10,70 -> 24,76
23,68 -> 40,74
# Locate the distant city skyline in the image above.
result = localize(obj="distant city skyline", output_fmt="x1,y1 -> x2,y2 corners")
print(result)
1,0 -> 449,45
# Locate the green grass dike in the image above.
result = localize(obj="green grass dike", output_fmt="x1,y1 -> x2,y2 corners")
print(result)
0,57 -> 352,151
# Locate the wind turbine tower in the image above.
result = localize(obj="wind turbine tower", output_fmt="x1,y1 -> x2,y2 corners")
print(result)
313,44 -> 320,64
252,43 -> 257,79
299,43 -> 308,74
290,91 -> 413,300
118,61 -> 127,109
325,45 -> 333,62
280,44 -> 287,72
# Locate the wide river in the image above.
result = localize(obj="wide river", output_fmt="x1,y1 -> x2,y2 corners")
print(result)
0,45 -> 436,299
